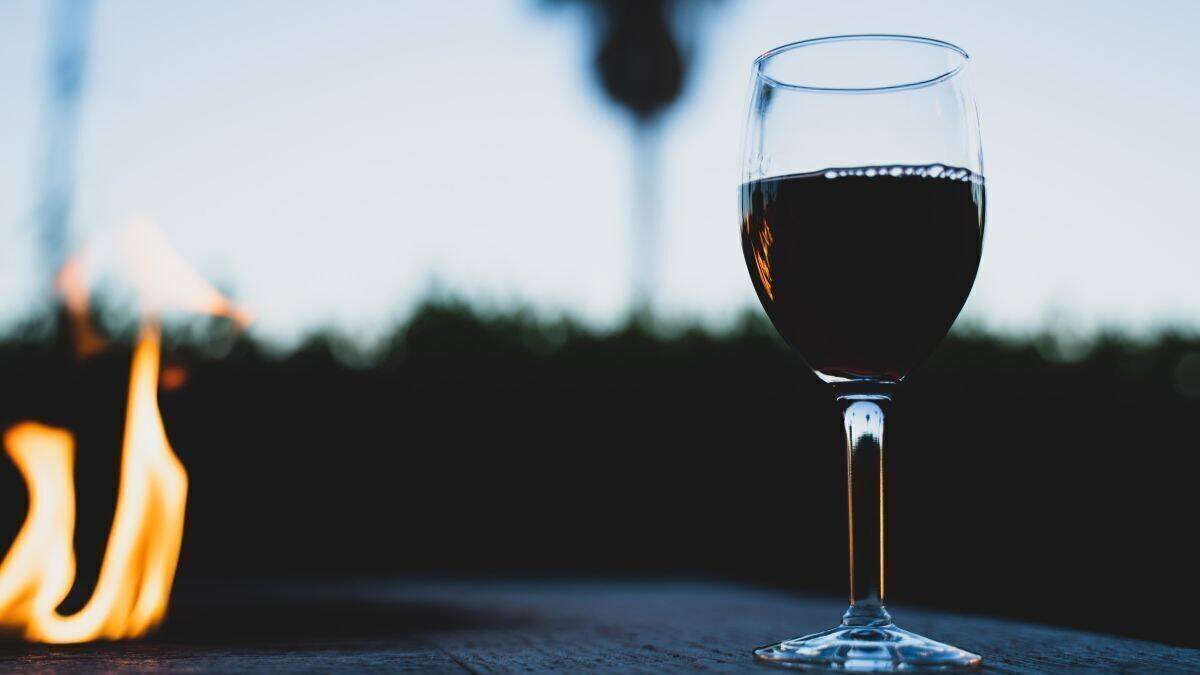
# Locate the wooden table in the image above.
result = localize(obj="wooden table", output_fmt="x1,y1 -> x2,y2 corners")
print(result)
0,581 -> 1195,672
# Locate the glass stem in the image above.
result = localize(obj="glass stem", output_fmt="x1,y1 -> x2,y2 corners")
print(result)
839,392 -> 893,627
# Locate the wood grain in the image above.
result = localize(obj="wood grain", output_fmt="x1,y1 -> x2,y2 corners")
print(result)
0,581 -> 1194,673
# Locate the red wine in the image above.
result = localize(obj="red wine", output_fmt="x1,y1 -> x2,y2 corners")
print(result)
741,165 -> 984,382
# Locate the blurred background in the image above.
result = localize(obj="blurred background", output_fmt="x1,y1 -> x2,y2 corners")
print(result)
0,0 -> 1198,647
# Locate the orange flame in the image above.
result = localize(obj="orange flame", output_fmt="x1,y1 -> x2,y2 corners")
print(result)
118,218 -> 251,327
55,253 -> 107,359
0,218 -> 246,643
0,325 -> 185,642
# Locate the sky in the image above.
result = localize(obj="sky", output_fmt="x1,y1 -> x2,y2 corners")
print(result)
1,0 -> 1198,345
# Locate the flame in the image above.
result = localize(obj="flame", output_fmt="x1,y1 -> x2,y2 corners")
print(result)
0,218 -> 247,643
118,218 -> 251,326
55,253 -> 107,359
53,217 -> 250,360
0,325 -> 185,642
160,364 -> 189,391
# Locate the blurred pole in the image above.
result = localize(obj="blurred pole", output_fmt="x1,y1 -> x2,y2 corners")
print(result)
543,0 -> 719,320
34,0 -> 93,302
631,121 -> 662,318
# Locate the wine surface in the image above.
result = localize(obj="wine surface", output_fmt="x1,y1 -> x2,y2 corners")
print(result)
741,165 -> 985,382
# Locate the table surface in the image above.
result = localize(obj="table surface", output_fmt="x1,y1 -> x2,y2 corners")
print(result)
0,580 -> 1195,673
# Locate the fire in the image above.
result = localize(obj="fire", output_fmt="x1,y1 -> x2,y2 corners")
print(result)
0,326 -> 185,642
55,253 -> 106,359
0,219 -> 245,643
118,217 -> 251,326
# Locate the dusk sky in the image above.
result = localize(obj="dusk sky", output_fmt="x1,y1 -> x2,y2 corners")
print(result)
1,0 -> 1197,345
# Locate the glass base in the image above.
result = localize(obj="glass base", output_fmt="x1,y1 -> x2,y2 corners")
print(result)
754,623 -> 981,671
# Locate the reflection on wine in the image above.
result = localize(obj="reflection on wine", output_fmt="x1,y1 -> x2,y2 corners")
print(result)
741,165 -> 984,382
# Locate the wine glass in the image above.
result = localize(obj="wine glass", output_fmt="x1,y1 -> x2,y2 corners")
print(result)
740,35 -> 985,670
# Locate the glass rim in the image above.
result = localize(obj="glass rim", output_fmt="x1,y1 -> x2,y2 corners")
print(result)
754,34 -> 970,94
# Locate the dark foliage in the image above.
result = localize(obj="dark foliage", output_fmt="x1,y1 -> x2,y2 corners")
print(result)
0,302 -> 1196,646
